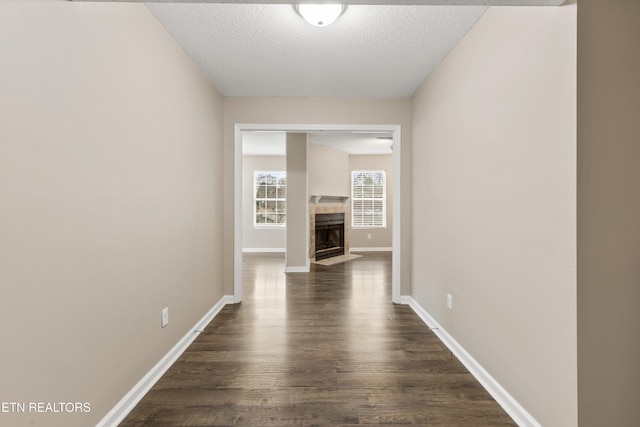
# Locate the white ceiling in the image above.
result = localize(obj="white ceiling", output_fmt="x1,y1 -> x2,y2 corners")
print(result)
310,131 -> 394,154
243,132 -> 287,156
146,3 -> 489,98
243,131 -> 394,156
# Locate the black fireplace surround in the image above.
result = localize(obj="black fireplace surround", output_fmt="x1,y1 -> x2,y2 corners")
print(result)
314,213 -> 345,261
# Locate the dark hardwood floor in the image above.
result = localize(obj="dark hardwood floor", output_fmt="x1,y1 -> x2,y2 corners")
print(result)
120,252 -> 515,426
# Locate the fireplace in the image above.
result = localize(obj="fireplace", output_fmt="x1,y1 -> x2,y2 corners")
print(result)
314,213 -> 345,261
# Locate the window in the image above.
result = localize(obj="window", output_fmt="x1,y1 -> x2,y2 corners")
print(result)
254,171 -> 286,227
351,170 -> 386,228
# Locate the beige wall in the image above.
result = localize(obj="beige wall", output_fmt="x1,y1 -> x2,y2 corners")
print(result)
11,2 -> 631,426
242,155 -> 286,250
349,155 -> 393,249
411,5 -> 577,427
224,97 -> 412,294
577,1 -> 640,426
308,143 -> 350,198
0,2 -> 225,427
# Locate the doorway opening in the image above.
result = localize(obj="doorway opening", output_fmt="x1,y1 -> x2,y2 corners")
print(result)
234,124 -> 402,303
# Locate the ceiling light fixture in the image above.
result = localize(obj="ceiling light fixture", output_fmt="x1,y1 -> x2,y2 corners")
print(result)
294,4 -> 347,27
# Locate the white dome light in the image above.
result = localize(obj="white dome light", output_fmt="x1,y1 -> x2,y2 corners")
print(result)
295,4 -> 346,27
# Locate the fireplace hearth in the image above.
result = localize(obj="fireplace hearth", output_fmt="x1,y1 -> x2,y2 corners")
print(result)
314,213 -> 345,261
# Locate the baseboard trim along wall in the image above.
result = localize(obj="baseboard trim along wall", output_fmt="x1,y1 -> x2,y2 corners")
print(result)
284,266 -> 310,273
96,295 -> 235,427
350,247 -> 393,252
401,296 -> 542,427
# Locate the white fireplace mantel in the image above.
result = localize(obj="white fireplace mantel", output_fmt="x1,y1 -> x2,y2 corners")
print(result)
310,195 -> 349,205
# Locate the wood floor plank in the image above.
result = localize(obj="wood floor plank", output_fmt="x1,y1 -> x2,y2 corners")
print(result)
120,252 -> 515,426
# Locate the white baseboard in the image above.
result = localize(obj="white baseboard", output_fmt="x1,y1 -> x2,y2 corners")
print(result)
350,247 -> 393,252
96,295 -> 235,427
284,266 -> 310,273
402,296 -> 541,427
399,295 -> 413,305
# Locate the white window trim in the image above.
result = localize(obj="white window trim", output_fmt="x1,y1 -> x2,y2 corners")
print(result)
254,171 -> 286,228
351,169 -> 386,229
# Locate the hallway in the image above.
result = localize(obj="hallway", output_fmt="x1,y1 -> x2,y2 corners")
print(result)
121,253 -> 514,426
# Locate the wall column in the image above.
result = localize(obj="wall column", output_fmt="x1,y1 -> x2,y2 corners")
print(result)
285,133 -> 309,272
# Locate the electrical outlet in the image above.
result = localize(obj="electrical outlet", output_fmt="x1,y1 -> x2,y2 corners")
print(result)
367,233 -> 372,239
447,293 -> 453,310
161,307 -> 169,328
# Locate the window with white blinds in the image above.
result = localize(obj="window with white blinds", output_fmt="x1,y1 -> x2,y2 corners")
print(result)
351,170 -> 386,228
254,171 -> 286,227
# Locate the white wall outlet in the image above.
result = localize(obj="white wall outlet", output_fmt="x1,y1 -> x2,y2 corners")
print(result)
161,307 -> 169,328
447,293 -> 453,310
367,233 -> 372,239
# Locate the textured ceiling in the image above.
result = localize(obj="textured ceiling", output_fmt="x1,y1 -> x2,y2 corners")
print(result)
146,3 -> 489,97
